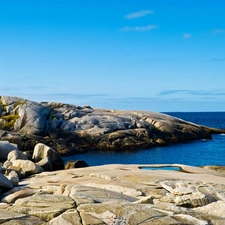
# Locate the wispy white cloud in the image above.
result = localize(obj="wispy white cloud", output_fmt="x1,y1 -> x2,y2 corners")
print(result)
28,86 -> 47,90
212,29 -> 225,34
45,93 -> 107,99
159,90 -> 225,96
0,87 -> 21,91
124,10 -> 154,19
21,76 -> 33,79
209,58 -> 225,62
183,33 -> 192,39
119,25 -> 159,32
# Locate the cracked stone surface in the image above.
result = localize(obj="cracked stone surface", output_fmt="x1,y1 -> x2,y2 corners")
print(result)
1,164 -> 225,224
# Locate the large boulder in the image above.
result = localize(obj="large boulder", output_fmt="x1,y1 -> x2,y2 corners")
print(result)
11,160 -> 43,176
0,141 -> 18,160
32,143 -> 64,170
7,150 -> 28,161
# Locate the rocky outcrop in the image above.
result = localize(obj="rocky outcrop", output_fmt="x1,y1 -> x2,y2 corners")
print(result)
1,96 -> 224,155
1,164 -> 225,224
0,141 -> 67,199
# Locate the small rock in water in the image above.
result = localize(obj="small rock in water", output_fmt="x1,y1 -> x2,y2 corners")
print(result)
65,160 -> 89,169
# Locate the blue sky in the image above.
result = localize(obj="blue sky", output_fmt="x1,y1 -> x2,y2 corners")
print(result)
0,0 -> 225,112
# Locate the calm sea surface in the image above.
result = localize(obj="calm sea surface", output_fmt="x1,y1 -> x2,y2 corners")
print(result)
62,112 -> 225,167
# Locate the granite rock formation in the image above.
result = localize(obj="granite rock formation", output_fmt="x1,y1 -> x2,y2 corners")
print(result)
0,96 -> 224,155
1,164 -> 225,224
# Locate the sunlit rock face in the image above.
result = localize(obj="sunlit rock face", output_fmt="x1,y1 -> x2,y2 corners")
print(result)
0,96 -> 224,155
2,164 -> 225,224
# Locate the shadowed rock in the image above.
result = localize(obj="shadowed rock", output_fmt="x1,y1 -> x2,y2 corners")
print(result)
65,160 -> 89,169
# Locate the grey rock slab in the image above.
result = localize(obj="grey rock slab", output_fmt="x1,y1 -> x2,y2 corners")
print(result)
9,193 -> 76,222
84,183 -> 143,197
78,202 -> 209,225
0,216 -> 46,225
78,203 -> 170,225
1,188 -> 39,204
69,185 -> 139,204
0,209 -> 27,223
47,209 -> 82,225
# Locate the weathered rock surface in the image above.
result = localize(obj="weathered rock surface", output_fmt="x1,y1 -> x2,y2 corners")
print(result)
0,164 -> 224,224
0,209 -> 27,223
47,209 -> 82,225
9,193 -> 76,222
1,96 -> 225,155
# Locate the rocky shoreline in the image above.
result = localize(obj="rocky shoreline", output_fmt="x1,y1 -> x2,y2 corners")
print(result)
2,139 -> 225,224
1,96 -> 225,156
1,96 -> 225,224
1,161 -> 225,224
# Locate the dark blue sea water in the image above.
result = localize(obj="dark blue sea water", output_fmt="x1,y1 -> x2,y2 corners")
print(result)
62,112 -> 225,167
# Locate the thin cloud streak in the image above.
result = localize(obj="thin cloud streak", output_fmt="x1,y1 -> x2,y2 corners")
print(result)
212,29 -> 225,34
159,90 -> 225,96
183,33 -> 192,39
28,86 -> 47,90
21,76 -> 33,79
44,93 -> 108,99
124,10 -> 154,19
119,25 -> 159,32
209,58 -> 225,62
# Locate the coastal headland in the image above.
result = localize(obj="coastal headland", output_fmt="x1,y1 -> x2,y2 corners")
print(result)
1,96 -> 225,224
0,96 -> 224,155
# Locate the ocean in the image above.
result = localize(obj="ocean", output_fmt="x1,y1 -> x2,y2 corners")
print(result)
62,112 -> 225,167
